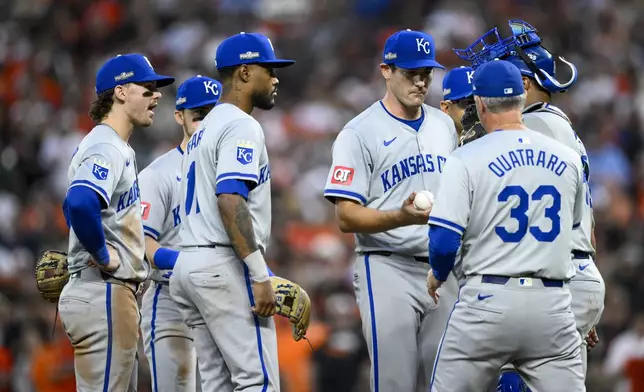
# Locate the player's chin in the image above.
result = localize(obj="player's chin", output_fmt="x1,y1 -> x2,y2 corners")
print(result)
135,115 -> 154,128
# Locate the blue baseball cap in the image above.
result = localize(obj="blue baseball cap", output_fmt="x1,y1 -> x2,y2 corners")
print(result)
442,66 -> 474,100
382,29 -> 444,70
472,60 -> 524,98
95,54 -> 175,94
215,32 -> 295,70
175,75 -> 221,110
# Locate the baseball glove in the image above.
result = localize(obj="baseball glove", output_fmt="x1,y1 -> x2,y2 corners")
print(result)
459,103 -> 487,147
35,250 -> 70,303
270,276 -> 311,341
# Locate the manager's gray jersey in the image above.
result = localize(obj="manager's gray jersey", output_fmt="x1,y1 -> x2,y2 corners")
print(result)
522,102 -> 594,254
429,130 -> 585,280
324,102 -> 457,256
139,146 -> 184,282
67,124 -> 148,281
179,103 -> 272,251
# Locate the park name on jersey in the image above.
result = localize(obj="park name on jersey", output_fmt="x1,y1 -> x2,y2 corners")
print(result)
381,153 -> 447,192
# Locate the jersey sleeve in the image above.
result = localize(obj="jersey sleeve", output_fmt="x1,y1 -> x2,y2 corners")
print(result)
573,159 -> 585,229
323,129 -> 371,205
428,156 -> 471,236
69,143 -> 125,206
214,118 -> 264,188
138,167 -> 169,241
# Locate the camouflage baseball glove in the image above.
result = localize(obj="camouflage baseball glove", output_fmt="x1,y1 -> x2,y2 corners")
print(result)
459,103 -> 487,147
35,250 -> 70,303
270,276 -> 312,341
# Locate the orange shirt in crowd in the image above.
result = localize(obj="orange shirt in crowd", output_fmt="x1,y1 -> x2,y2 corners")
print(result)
31,336 -> 76,392
0,347 -> 12,392
626,357 -> 644,392
276,317 -> 328,392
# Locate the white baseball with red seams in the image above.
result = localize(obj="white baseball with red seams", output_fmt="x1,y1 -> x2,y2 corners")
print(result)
413,190 -> 435,210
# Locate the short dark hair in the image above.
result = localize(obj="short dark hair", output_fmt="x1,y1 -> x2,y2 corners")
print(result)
89,89 -> 115,123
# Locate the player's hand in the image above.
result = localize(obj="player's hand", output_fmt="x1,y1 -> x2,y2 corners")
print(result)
399,192 -> 432,225
426,269 -> 442,305
586,326 -> 599,350
90,244 -> 121,273
251,280 -> 277,317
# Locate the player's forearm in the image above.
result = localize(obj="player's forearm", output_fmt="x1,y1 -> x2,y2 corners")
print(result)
144,236 -> 178,270
336,200 -> 407,234
65,186 -> 110,264
218,193 -> 269,281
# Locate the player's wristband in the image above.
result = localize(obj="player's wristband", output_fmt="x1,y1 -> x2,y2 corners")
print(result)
93,245 -> 110,266
153,247 -> 179,270
243,250 -> 270,283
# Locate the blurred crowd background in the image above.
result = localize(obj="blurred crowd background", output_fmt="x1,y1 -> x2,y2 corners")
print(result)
1,0 -> 643,391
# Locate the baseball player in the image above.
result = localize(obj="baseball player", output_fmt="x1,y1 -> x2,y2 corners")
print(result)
426,60 -> 586,392
455,19 -> 605,387
169,32 -> 294,391
58,54 -> 174,391
139,75 -> 221,392
324,29 -> 460,392
439,66 -> 474,134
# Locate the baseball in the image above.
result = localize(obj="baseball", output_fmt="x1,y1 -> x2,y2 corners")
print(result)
413,190 -> 435,210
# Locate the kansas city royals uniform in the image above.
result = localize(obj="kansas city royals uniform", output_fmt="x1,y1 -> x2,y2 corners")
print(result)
522,102 -> 605,374
169,103 -> 277,391
324,99 -> 459,391
139,146 -> 197,392
59,124 -> 148,391
428,128 -> 587,391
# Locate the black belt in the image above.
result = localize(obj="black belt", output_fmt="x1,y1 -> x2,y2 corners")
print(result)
361,251 -> 429,263
481,275 -> 564,288
182,243 -> 233,249
572,250 -> 592,259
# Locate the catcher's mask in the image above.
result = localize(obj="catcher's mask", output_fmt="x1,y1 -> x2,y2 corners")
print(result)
453,20 -> 578,94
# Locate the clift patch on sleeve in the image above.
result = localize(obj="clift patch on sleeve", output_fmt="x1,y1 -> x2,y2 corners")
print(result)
92,159 -> 111,180
236,140 -> 254,165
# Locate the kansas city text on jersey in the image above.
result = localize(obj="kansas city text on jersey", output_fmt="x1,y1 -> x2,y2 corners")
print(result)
117,179 -> 140,212
381,153 -> 447,193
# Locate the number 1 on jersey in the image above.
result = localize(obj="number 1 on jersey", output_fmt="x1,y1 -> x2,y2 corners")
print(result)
185,161 -> 200,215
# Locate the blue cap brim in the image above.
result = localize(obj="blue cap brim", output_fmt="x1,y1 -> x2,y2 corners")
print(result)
258,59 -> 295,68
179,98 -> 220,110
394,59 -> 445,70
138,74 -> 176,88
445,92 -> 473,101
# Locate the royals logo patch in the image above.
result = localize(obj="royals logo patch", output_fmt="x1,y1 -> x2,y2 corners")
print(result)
236,140 -> 254,165
92,159 -> 110,180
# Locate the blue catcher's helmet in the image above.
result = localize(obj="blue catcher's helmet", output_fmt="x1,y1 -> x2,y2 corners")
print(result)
453,20 -> 578,94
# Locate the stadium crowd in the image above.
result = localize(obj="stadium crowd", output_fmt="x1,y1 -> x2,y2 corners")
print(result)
0,0 -> 643,390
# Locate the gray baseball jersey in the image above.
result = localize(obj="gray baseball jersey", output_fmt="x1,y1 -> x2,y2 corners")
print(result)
522,102 -> 593,254
324,102 -> 457,256
67,124 -> 148,281
429,129 -> 585,280
179,103 -> 271,251
139,146 -> 184,282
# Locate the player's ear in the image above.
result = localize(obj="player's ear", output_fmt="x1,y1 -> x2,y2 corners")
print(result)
238,65 -> 251,83
173,110 -> 184,127
522,76 -> 531,92
380,64 -> 393,81
474,96 -> 485,116
439,101 -> 450,114
113,85 -> 127,102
